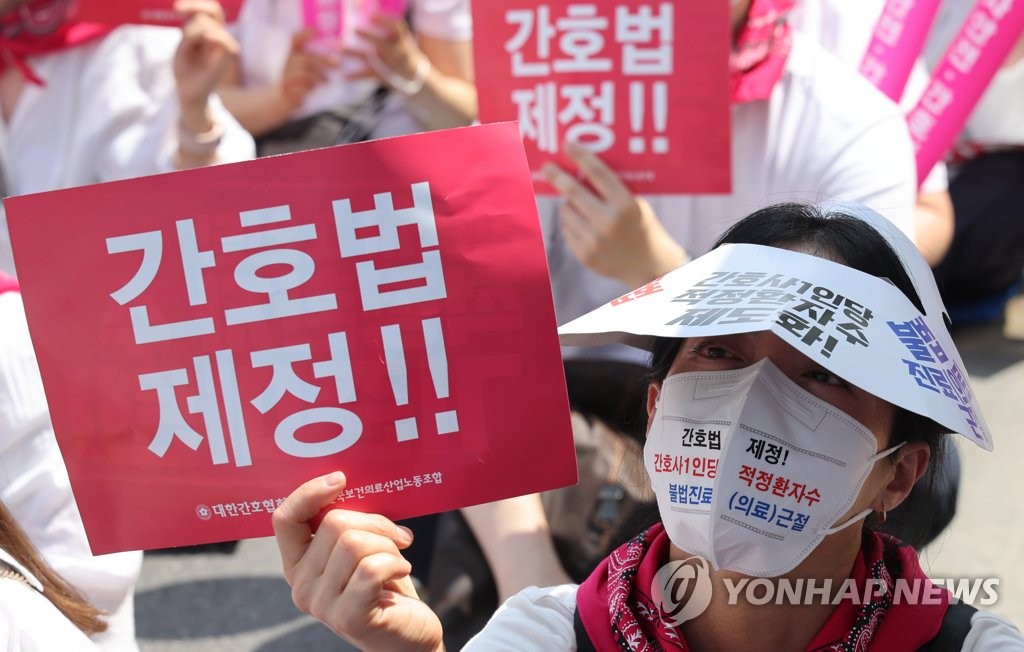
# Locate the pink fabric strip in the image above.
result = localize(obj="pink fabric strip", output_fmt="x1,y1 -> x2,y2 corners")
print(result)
0,273 -> 19,295
859,0 -> 943,102
909,1 -> 1024,183
375,0 -> 408,17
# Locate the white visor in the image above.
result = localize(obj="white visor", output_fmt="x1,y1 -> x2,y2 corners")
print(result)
558,204 -> 992,450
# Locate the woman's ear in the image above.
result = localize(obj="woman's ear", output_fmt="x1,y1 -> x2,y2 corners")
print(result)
874,442 -> 931,512
646,383 -> 661,423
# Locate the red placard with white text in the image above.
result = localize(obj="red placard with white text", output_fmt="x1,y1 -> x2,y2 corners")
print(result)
471,0 -> 732,195
5,123 -> 576,555
72,0 -> 243,26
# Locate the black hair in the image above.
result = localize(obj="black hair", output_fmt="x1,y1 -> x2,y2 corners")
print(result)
640,203 -> 951,550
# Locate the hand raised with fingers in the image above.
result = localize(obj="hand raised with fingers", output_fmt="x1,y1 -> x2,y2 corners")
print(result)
343,13 -> 429,92
173,0 -> 239,113
277,29 -> 338,112
543,141 -> 688,288
273,472 -> 444,652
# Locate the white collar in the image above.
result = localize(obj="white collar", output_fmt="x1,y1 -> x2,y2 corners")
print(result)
0,546 -> 44,593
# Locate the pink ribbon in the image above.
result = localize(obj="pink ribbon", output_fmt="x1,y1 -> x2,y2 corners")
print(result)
860,0 -> 943,102
909,0 -> 1024,183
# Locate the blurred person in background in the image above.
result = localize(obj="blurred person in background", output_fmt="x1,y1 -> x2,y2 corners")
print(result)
789,0 -> 956,267
0,0 -> 255,277
0,1 -> 254,648
219,0 -> 476,154
0,499 -> 105,650
541,0 -> 919,332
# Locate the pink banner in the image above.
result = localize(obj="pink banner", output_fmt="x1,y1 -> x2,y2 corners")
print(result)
908,0 -> 1024,182
5,123 -> 577,554
371,0 -> 408,18
860,0 -> 943,102
302,0 -> 344,52
302,0 -> 409,53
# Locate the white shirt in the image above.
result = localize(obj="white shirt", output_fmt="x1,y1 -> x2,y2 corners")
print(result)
465,584 -> 1024,651
0,292 -> 141,651
789,0 -> 949,191
231,0 -> 472,138
0,25 -> 256,277
0,548 -> 97,651
546,33 -> 917,338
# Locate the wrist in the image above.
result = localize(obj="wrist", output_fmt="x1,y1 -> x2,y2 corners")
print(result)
179,101 -> 215,134
175,117 -> 223,167
374,53 -> 432,97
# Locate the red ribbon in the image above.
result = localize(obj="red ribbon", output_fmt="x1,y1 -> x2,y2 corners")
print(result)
730,0 -> 797,103
0,1 -> 110,85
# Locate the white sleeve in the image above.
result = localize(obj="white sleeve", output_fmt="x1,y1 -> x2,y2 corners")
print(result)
818,110 -> 918,240
463,584 -> 580,651
962,610 -> 1024,650
0,585 -> 99,651
77,26 -> 253,183
411,0 -> 472,41
778,38 -> 918,239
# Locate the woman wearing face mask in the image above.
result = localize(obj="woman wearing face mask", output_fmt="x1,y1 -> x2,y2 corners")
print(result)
270,203 -> 1024,651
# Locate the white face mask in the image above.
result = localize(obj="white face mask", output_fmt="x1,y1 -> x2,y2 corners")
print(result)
645,358 -> 902,577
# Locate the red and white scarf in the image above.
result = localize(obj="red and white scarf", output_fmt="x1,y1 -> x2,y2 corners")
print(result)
730,0 -> 796,103
0,0 -> 109,85
576,523 -> 951,651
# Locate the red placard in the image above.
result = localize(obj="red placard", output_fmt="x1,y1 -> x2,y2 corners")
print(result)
6,123 -> 576,555
72,0 -> 243,26
472,0 -> 732,195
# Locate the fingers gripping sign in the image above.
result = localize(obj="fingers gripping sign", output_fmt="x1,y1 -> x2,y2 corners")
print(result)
273,473 -> 444,652
543,141 -> 688,288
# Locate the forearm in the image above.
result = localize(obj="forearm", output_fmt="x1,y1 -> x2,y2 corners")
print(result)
401,66 -> 477,132
216,83 -> 294,138
914,190 -> 955,267
612,197 -> 689,288
460,494 -> 571,602
619,236 -> 687,288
